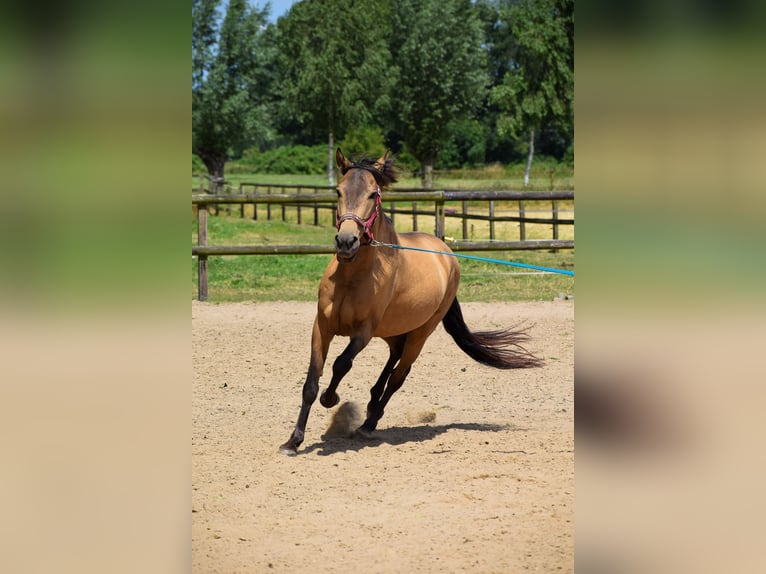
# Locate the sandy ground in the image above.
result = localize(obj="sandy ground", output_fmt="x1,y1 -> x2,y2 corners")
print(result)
192,300 -> 573,573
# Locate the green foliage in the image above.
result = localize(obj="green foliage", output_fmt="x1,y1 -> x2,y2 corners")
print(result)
192,0 -> 277,177
236,145 -> 328,175
390,0 -> 487,185
192,154 -> 205,173
436,120 -> 488,169
390,149 -> 420,175
563,140 -> 574,166
192,0 -> 218,92
338,126 -> 387,159
191,0 -> 574,179
277,0 -> 394,182
490,0 -> 574,141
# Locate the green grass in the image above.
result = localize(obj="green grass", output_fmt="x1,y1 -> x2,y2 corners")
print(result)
194,252 -> 330,301
192,162 -> 574,301
192,218 -> 333,301
193,162 -> 574,192
192,211 -> 574,302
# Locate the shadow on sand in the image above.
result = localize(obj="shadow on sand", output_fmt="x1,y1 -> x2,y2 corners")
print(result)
301,422 -> 525,456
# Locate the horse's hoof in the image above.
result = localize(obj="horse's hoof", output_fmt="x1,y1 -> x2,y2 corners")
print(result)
320,391 -> 340,408
354,426 -> 376,440
278,444 -> 297,456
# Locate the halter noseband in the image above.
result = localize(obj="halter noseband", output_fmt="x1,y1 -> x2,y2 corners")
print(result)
335,184 -> 382,244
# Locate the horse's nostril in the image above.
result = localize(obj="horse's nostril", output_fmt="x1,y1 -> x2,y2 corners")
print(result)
335,234 -> 358,251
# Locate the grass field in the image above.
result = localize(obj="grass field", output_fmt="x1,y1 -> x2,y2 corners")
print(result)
192,164 -> 574,302
192,200 -> 574,302
193,161 -> 574,192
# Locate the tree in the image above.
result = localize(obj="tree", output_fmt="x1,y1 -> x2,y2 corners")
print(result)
437,119 -> 488,169
474,0 -> 522,165
389,0 -> 487,188
192,0 -> 218,94
192,0 -> 276,178
490,0 -> 574,186
277,0 -> 393,186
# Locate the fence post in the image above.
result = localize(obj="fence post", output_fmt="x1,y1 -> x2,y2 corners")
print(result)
313,189 -> 319,225
296,187 -> 302,225
489,200 -> 495,241
210,177 -> 223,216
197,204 -> 209,301
239,184 -> 245,218
519,199 -> 526,241
462,200 -> 468,239
412,201 -> 418,232
434,199 -> 445,240
552,199 -> 559,240
267,186 -> 272,220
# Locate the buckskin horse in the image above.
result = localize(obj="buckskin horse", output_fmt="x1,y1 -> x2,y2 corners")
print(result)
279,149 -> 542,456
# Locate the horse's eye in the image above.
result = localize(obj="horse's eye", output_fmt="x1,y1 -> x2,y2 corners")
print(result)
368,192 -> 378,199
335,188 -> 341,197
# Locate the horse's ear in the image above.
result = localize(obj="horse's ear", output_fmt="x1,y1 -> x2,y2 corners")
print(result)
373,150 -> 390,172
336,148 -> 351,173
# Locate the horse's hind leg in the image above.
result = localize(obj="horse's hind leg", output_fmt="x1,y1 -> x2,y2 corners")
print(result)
365,335 -> 406,418
319,333 -> 371,408
358,331 -> 430,435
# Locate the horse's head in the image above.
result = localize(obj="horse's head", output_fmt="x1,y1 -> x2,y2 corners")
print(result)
334,148 -> 398,262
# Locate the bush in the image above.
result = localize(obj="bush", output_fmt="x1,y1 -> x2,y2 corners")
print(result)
562,141 -> 574,166
192,154 -> 206,173
338,126 -> 386,159
235,145 -> 327,174
436,120 -> 487,169
337,127 -> 422,177
392,149 -> 420,175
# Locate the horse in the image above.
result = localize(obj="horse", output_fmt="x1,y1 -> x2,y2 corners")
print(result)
279,149 -> 543,456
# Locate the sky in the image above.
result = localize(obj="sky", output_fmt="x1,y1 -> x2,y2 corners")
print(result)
254,0 -> 298,23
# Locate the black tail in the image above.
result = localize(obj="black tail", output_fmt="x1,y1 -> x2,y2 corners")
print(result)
441,298 -> 543,369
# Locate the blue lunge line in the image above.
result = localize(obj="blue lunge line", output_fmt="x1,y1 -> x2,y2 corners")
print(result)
370,241 -> 574,276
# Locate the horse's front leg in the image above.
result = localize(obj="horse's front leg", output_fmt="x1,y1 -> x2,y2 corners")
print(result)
319,332 -> 372,408
279,317 -> 332,456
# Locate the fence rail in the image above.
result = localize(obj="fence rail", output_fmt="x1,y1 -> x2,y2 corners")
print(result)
192,188 -> 574,301
192,240 -> 573,258
191,189 -> 574,203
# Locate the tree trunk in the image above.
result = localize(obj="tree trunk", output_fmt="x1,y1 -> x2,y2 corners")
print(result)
420,149 -> 436,189
421,162 -> 434,189
196,150 -> 226,215
524,128 -> 535,188
197,151 -> 226,181
327,130 -> 335,187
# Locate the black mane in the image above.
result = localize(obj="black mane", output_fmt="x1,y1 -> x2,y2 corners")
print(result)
341,156 -> 399,187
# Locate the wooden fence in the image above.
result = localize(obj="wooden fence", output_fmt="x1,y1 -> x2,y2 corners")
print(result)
191,186 -> 574,301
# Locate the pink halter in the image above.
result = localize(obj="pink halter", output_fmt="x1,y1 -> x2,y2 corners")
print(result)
335,185 -> 381,244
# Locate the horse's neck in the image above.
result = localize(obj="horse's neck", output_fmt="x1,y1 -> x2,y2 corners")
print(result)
345,215 -> 397,272
375,214 -> 398,245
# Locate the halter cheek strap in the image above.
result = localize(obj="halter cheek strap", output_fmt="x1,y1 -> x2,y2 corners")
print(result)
336,186 -> 382,244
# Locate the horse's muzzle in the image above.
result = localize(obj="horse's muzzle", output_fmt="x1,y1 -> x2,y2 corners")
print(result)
335,232 -> 360,262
